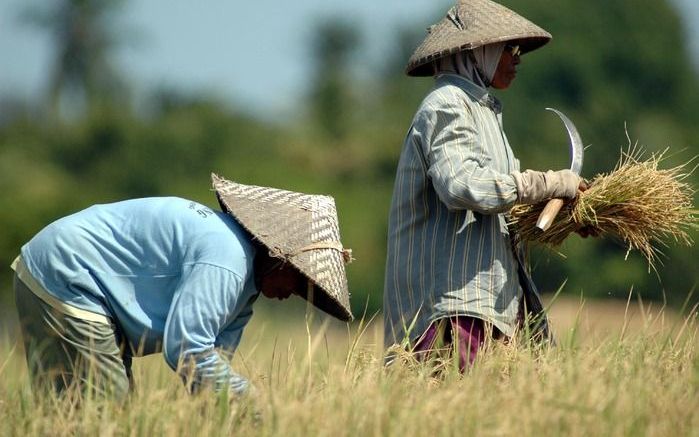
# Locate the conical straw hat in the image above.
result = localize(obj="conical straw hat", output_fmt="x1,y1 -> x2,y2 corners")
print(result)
406,0 -> 551,76
212,174 -> 353,322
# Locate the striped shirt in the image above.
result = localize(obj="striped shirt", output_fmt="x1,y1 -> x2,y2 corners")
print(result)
384,73 -> 536,347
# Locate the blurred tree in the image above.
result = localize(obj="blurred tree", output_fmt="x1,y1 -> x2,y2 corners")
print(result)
368,0 -> 699,310
1,0 -> 697,316
308,18 -> 361,141
21,0 -> 129,119
494,0 -> 699,307
374,25 -> 433,177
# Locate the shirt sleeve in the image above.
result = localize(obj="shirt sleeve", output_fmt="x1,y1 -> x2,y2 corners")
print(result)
163,263 -> 253,396
421,98 -> 519,213
215,304 -> 254,351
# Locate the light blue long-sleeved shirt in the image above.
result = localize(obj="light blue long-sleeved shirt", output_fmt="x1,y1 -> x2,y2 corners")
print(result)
384,74 -> 540,347
19,197 -> 258,394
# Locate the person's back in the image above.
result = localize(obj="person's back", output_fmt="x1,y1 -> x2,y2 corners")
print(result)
20,196 -> 257,356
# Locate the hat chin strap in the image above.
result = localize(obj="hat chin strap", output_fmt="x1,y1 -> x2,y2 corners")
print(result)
277,241 -> 354,264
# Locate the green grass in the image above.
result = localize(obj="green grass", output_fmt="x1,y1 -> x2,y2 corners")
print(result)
0,297 -> 697,436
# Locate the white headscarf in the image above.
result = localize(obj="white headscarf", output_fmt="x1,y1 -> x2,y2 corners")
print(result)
434,42 -> 506,87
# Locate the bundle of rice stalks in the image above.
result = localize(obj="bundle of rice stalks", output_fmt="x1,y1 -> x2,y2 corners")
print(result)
508,148 -> 698,267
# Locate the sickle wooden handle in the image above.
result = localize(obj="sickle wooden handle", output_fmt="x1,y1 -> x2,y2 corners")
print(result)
535,198 -> 564,231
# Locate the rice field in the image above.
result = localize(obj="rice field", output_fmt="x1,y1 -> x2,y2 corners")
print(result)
0,296 -> 697,436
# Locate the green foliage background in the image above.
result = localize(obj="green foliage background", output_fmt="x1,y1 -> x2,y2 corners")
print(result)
1,0 -> 698,315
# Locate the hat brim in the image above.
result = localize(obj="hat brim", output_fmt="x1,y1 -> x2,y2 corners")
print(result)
406,35 -> 551,77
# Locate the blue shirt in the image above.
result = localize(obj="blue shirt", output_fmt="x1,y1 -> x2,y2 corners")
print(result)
20,197 -> 258,394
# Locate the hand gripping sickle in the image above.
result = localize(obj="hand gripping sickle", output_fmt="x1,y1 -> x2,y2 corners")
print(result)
534,108 -> 585,231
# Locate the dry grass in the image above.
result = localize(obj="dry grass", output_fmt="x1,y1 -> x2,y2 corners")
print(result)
509,147 -> 698,267
1,297 -> 698,436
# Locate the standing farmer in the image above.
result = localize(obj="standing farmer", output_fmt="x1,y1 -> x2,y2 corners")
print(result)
383,0 -> 584,370
12,175 -> 353,399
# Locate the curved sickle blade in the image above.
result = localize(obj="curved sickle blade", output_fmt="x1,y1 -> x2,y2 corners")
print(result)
545,107 -> 584,175
535,108 -> 585,231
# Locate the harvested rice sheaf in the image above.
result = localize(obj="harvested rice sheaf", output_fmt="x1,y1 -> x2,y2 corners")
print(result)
508,148 -> 698,267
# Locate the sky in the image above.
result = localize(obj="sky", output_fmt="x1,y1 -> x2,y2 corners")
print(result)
1,0 -> 697,119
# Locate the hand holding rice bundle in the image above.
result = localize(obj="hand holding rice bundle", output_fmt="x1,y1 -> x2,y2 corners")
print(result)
508,148 -> 698,267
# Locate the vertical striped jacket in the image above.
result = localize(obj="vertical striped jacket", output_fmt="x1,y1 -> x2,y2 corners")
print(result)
384,73 -> 540,347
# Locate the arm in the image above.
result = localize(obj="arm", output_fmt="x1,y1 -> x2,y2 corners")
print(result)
163,263 -> 253,396
422,100 -> 582,211
423,100 -> 519,214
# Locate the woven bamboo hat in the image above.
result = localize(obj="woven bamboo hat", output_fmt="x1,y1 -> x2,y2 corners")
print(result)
406,0 -> 551,76
212,174 -> 353,322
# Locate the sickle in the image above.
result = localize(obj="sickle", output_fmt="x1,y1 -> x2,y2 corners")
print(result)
535,108 -> 585,231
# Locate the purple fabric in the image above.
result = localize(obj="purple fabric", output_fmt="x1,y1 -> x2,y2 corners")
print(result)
413,316 -> 486,372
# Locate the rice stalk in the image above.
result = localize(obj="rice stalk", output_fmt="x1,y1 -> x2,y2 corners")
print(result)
508,147 -> 698,268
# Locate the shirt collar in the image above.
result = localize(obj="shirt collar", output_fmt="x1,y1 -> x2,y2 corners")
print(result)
436,73 -> 502,113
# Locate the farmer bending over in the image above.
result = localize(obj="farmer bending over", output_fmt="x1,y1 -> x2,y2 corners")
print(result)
384,0 -> 587,370
12,175 -> 353,399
